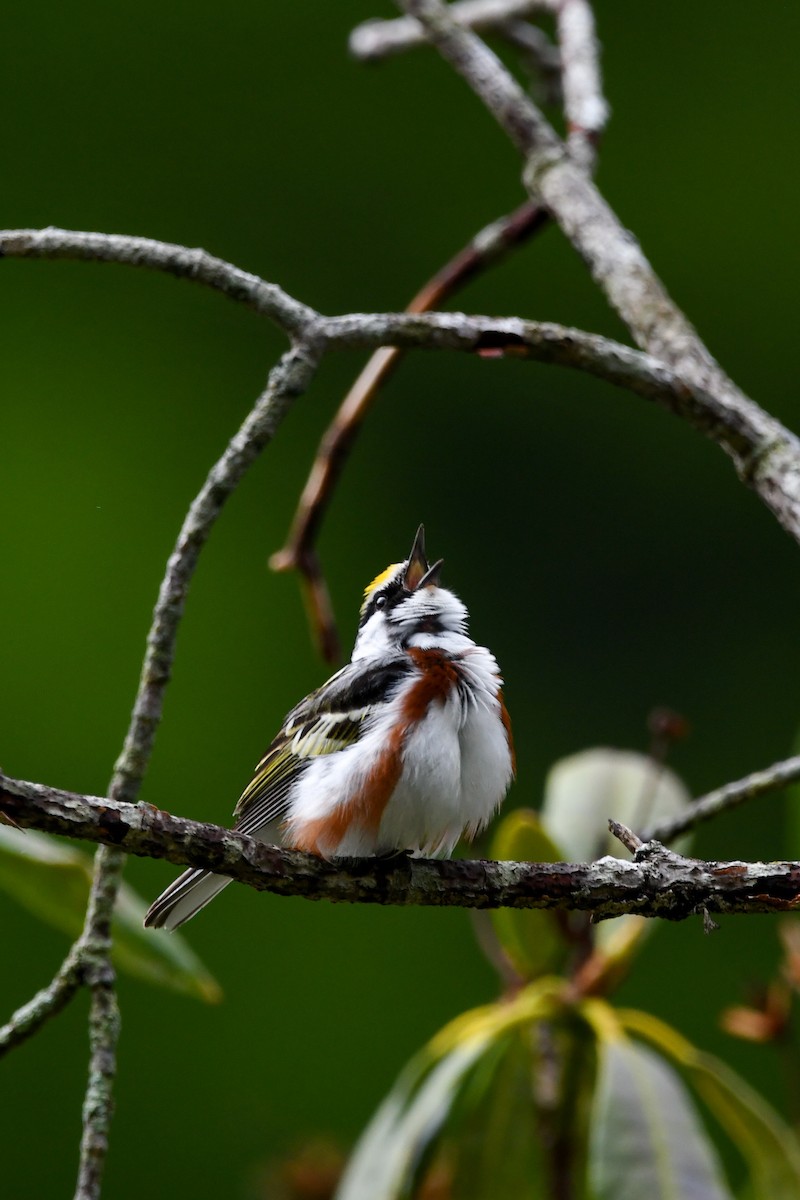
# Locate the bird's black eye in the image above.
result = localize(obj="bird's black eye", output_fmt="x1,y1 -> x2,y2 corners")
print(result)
374,594 -> 387,610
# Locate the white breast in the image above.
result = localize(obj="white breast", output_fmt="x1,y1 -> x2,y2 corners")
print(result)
286,642 -> 513,858
376,644 -> 513,856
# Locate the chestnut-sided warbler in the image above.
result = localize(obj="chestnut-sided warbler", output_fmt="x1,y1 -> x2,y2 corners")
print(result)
144,526 -> 515,930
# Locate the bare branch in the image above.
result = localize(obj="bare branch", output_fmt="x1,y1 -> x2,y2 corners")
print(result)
4,223 -> 800,545
67,343 -> 322,1189
74,980 -> 120,1200
0,344 -> 323,1192
2,772 -> 800,921
318,309 -> 788,464
350,0 -> 548,60
111,342 -> 322,804
73,848 -> 122,1200
0,227 -> 317,337
645,754 -> 800,845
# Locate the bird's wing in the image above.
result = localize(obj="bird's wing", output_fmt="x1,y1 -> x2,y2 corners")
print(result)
232,657 -> 413,837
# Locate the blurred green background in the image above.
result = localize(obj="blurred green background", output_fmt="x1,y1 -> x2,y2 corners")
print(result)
2,1 -> 800,1195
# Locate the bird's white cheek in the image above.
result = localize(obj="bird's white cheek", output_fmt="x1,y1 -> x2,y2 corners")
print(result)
351,613 -> 394,661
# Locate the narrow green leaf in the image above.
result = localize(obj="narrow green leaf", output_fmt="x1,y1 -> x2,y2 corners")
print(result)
336,1033 -> 492,1200
489,809 -> 568,980
619,1008 -> 800,1200
588,1035 -> 733,1200
337,984 -> 558,1200
449,1029 -> 544,1200
0,825 -> 221,1003
542,749 -> 693,958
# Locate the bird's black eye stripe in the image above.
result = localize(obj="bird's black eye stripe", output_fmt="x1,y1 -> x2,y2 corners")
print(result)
360,579 -> 405,626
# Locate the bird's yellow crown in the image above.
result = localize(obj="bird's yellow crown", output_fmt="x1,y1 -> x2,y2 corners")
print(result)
362,563 -> 401,603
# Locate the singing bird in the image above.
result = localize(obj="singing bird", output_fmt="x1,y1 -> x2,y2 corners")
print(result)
144,527 -> 515,930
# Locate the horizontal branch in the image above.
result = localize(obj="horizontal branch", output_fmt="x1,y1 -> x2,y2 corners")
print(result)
2,772 -> 799,921
350,0 -> 547,60
0,227 -> 317,337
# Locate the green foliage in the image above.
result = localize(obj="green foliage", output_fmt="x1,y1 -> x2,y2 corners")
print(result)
541,748 -> 693,959
0,825 -> 221,1003
489,808 -> 568,980
334,749 -> 800,1199
587,1021 -> 732,1200
337,983 -> 560,1200
619,1009 -> 800,1200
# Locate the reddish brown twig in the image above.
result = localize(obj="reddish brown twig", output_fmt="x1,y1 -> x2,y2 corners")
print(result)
270,199 -> 548,661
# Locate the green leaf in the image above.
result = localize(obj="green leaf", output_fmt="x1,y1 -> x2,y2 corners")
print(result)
336,1030 -> 496,1200
588,1034 -> 733,1200
489,809 -> 568,980
337,983 -> 558,1200
449,1029 -> 544,1200
619,1008 -> 800,1200
541,749 -> 693,958
0,825 -> 221,1003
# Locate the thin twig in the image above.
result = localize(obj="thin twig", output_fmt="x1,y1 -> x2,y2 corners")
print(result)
644,754 -> 800,845
110,343 -> 322,803
270,200 -> 547,660
3,223 -> 800,540
394,0 -> 734,389
608,820 -> 644,854
73,846 -> 123,1200
0,345 -> 322,1196
0,943 -> 83,1057
68,343 -> 322,1194
552,0 -> 608,171
0,228 -> 317,337
350,0 -> 548,60
1,771 -> 799,920
496,22 -> 562,109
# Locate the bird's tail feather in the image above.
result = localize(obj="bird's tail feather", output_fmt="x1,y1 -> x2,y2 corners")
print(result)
143,868 -> 232,931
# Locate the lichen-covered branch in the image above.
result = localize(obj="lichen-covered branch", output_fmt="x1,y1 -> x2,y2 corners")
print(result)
350,0 -> 548,60
2,772 -> 799,921
393,0 -> 732,387
0,344 -> 323,1197
319,310 -> 800,507
0,227 -> 317,337
109,342 -> 322,804
0,944 -> 83,1057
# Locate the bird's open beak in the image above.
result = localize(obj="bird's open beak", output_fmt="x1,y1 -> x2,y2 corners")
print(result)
405,525 -> 443,590
404,524 -> 429,590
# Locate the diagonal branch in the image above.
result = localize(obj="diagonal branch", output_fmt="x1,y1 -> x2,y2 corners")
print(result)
2,771 -> 800,921
0,343 -> 323,1197
277,2 -> 606,661
645,754 -> 800,845
270,200 -> 548,661
350,0 -> 549,60
0,943 -> 83,1057
109,342 -> 323,805
393,0 -> 737,395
